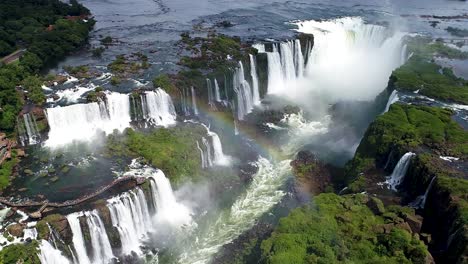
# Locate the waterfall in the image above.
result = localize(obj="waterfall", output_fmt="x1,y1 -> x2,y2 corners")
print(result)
249,54 -> 260,105
45,92 -> 131,147
233,61 -> 254,120
386,152 -> 416,191
67,213 -> 91,264
266,50 -> 284,94
196,141 -> 207,168
206,79 -> 214,108
261,40 -> 305,94
383,90 -> 399,113
143,89 -> 177,127
23,113 -> 40,145
201,124 -> 230,166
107,189 -> 152,256
294,39 -> 305,78
38,240 -> 71,264
410,176 -> 436,209
201,137 -> 213,168
179,157 -> 292,264
85,211 -> 114,263
294,17 -> 406,101
149,170 -> 193,227
214,79 -> 222,102
191,86 -> 199,116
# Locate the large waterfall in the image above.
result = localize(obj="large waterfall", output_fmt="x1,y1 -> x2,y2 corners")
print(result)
45,89 -> 176,147
249,54 -> 260,105
233,61 -> 254,120
386,152 -> 416,190
257,40 -> 305,95
143,89 -> 177,127
200,124 -> 230,166
38,240 -> 71,264
191,86 -> 199,116
384,90 -> 399,113
39,166 -> 190,262
294,17 -> 406,101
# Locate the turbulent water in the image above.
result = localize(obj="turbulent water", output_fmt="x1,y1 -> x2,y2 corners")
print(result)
178,158 -> 291,264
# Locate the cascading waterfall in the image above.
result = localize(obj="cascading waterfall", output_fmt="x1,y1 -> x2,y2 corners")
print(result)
410,177 -> 436,209
386,152 -> 416,191
179,157 -> 292,264
107,189 -> 151,256
384,90 -> 399,113
191,86 -> 199,116
85,210 -> 114,264
201,124 -> 230,166
38,240 -> 71,264
259,40 -> 305,94
201,137 -> 213,168
67,213 -> 91,264
45,92 -> 131,147
196,141 -> 207,168
249,54 -> 260,105
23,113 -> 40,145
149,170 -> 193,227
294,17 -> 406,101
143,89 -> 177,127
214,79 -> 222,102
233,61 -> 254,120
206,79 -> 214,108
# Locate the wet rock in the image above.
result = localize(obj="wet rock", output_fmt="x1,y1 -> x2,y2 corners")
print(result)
23,169 -> 33,176
404,214 -> 423,234
50,176 -> 59,182
7,223 -> 24,237
291,150 -> 333,194
421,233 -> 432,245
366,197 -> 386,215
18,188 -> 28,192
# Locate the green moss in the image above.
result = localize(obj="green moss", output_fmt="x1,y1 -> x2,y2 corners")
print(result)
261,193 -> 429,264
36,214 -> 65,240
0,150 -> 18,191
153,74 -> 176,94
105,126 -> 207,184
391,55 -> 468,104
0,240 -> 40,264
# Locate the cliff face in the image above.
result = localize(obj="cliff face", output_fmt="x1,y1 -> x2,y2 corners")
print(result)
344,103 -> 468,263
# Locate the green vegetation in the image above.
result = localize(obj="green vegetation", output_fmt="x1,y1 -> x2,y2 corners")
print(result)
0,0 -> 93,133
0,150 -> 18,191
105,126 -> 207,183
108,53 -> 149,74
405,36 -> 468,60
345,104 -> 467,182
100,36 -> 113,45
153,74 -> 176,94
92,47 -> 105,57
22,75 -> 46,104
0,240 -> 40,264
391,55 -> 468,104
261,193 -> 429,264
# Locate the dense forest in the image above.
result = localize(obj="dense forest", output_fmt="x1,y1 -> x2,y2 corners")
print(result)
0,0 -> 94,133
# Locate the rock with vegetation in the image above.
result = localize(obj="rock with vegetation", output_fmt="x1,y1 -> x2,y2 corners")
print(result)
36,214 -> 73,244
0,240 -> 40,264
291,150 -> 334,194
261,193 -> 432,264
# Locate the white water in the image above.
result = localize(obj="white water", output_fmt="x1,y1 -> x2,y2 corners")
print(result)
67,213 -> 91,264
410,176 -> 436,209
201,124 -> 230,166
179,157 -> 291,264
107,189 -> 151,256
23,113 -> 40,145
45,92 -> 131,147
206,79 -> 214,108
149,170 -> 193,227
262,40 -> 305,94
249,54 -> 261,105
38,240 -> 71,264
384,90 -> 399,113
233,61 -> 254,120
191,86 -> 199,116
214,79 -> 222,102
85,210 -> 114,263
201,137 -> 213,168
293,17 -> 406,101
196,141 -> 207,168
144,89 -> 177,127
386,152 -> 416,191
